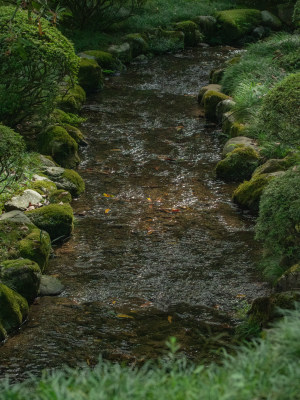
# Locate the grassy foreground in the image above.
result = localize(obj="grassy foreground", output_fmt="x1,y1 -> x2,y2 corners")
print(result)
1,306 -> 300,400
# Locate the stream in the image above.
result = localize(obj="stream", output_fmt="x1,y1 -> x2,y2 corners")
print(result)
0,45 -> 269,381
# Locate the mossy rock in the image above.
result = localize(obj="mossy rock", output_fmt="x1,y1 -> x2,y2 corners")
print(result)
222,136 -> 259,159
56,84 -> 86,113
18,228 -> 51,271
216,146 -> 259,182
148,29 -> 185,54
43,167 -> 85,197
203,90 -> 230,120
192,15 -> 217,40
0,259 -> 41,303
216,99 -> 236,122
108,43 -> 132,64
253,158 -> 290,177
215,9 -> 262,43
198,84 -> 222,104
233,172 -> 277,212
30,180 -> 57,196
209,68 -> 225,84
78,58 -> 103,93
49,189 -> 72,204
51,109 -> 85,126
26,204 -> 74,242
257,72 -> 300,146
82,50 -> 124,72
62,124 -> 87,146
276,264 -> 300,292
38,126 -> 79,169
0,283 -> 28,336
230,122 -> 246,137
123,34 -> 149,58
173,20 -> 200,47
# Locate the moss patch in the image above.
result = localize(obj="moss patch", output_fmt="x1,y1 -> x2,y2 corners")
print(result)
26,204 -> 74,242
83,50 -> 123,71
123,34 -> 148,57
78,58 -> 103,93
62,124 -> 87,146
0,259 -> 41,303
49,189 -> 72,204
38,126 -> 79,169
56,84 -> 86,113
0,283 -> 28,335
18,228 -> 51,271
203,90 -> 230,120
215,146 -> 259,182
173,20 -> 200,47
61,169 -> 85,197
29,180 -> 57,196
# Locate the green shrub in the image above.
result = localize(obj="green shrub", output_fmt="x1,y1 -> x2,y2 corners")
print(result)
256,167 -> 300,268
0,6 -> 78,128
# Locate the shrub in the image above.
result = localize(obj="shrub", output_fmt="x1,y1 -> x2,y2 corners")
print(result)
256,167 -> 300,267
0,6 -> 78,128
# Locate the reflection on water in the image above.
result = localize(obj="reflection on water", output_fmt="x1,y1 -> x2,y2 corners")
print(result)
0,46 -> 269,381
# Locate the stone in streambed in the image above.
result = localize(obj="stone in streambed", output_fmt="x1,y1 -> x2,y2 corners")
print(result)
39,275 -> 65,296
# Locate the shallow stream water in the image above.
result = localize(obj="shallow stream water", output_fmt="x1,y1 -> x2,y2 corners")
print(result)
0,46 -> 269,381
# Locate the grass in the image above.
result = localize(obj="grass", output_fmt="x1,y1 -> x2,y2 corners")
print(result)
0,306 -> 300,399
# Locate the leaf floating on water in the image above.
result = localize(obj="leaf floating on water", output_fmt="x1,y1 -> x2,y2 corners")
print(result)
117,313 -> 134,319
105,209 -> 111,214
236,294 -> 246,299
176,126 -> 184,131
112,300 -> 116,305
140,301 -> 152,308
86,359 -> 90,366
147,198 -> 152,202
103,193 -> 115,198
168,315 -> 173,324
111,148 -> 121,152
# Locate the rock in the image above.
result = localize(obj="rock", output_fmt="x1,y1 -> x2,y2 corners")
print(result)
215,9 -> 262,43
26,204 -> 74,242
39,154 -> 57,168
216,146 -> 259,182
197,84 -> 221,104
276,264 -> 300,292
32,174 -> 51,182
222,136 -> 258,158
78,58 -> 103,93
216,99 -> 236,122
123,33 -> 148,57
79,50 -> 125,72
62,124 -> 88,146
39,275 -> 65,296
192,16 -> 217,40
56,84 -> 86,114
43,167 -> 85,197
108,43 -> 132,64
0,259 -> 41,303
133,54 -> 149,64
261,10 -> 282,28
253,25 -> 266,39
203,90 -> 230,120
49,189 -> 72,204
0,210 -> 32,225
209,68 -> 225,84
4,189 -> 43,212
30,180 -> 57,196
0,283 -> 28,338
253,158 -> 289,177
232,172 -> 283,212
173,20 -> 202,47
38,126 -> 80,169
18,228 -> 51,271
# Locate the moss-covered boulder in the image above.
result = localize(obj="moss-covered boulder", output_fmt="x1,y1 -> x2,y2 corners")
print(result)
222,137 -> 259,158
78,58 -> 103,93
148,29 -> 185,54
257,73 -> 300,146
51,109 -> 85,127
0,259 -> 41,303
198,84 -> 222,104
49,189 -> 72,204
81,50 -> 125,72
56,84 -> 86,113
252,158 -> 292,177
276,264 -> 300,292
233,172 -> 282,212
215,9 -> 262,43
216,99 -> 236,122
18,228 -> 51,271
173,20 -> 201,47
216,146 -> 259,182
30,180 -> 57,196
192,16 -> 217,40
108,43 -> 132,64
62,124 -> 87,146
209,68 -> 225,84
38,126 -> 79,169
203,90 -> 230,120
43,167 -> 85,197
26,204 -> 74,242
123,33 -> 148,58
0,283 -> 28,338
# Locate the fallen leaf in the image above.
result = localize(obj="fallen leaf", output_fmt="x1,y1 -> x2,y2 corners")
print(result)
176,126 -> 184,131
117,313 -> 134,319
168,316 -> 172,324
103,193 -> 115,198
112,300 -> 116,305
171,208 -> 180,213
111,149 -> 121,151
236,294 -> 246,299
147,198 -> 152,202
105,209 -> 111,214
140,301 -> 152,308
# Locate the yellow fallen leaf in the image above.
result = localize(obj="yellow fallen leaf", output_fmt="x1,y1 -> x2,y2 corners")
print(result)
168,316 -> 172,324
105,209 -> 111,214
111,149 -> 121,151
236,294 -> 246,299
176,126 -> 184,131
117,313 -> 134,319
147,198 -> 152,202
103,193 -> 114,198
112,300 -> 116,304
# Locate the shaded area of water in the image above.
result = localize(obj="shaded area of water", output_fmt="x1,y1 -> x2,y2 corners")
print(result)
0,46 -> 269,380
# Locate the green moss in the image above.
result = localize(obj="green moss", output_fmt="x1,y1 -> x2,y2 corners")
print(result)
38,126 -> 79,169
30,180 -> 57,195
230,122 -> 246,137
0,259 -> 41,303
49,189 -> 72,204
56,84 -> 86,113
62,124 -> 86,146
198,84 -> 221,104
215,9 -> 262,43
209,68 -> 225,84
123,34 -> 148,57
26,204 -> 74,242
18,228 -> 51,271
173,20 -> 200,46
0,322 -> 5,341
78,58 -> 103,93
203,90 -> 230,120
52,109 -> 86,126
215,146 -> 259,182
257,73 -> 300,146
62,169 -> 85,197
0,283 -> 28,335
83,50 -> 123,71
233,173 -> 274,212
0,220 -> 35,262
148,29 -> 184,54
